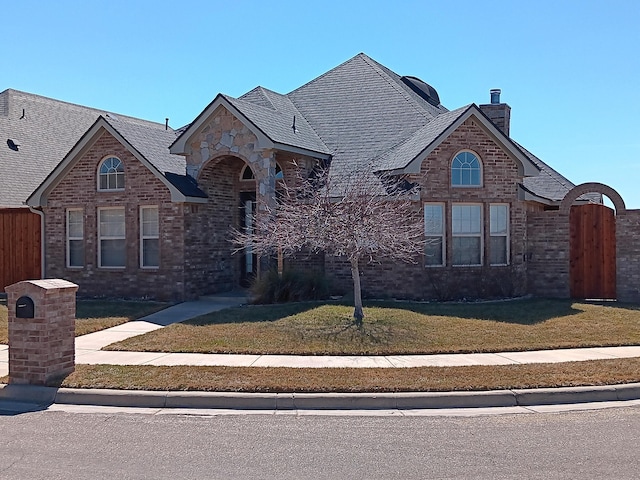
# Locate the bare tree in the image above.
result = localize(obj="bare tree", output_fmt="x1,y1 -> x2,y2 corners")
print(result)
234,163 -> 426,326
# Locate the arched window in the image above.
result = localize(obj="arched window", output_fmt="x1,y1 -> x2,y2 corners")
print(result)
451,151 -> 481,187
240,163 -> 284,181
275,162 -> 284,180
98,156 -> 125,190
240,164 -> 255,181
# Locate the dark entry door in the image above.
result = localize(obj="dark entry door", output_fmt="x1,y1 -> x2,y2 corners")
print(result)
239,192 -> 257,287
569,204 -> 616,299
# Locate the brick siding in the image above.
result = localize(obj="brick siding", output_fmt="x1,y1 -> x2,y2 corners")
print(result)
44,132 -> 187,301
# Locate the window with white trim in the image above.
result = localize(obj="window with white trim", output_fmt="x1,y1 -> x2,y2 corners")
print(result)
451,151 -> 482,187
490,204 -> 509,265
98,156 -> 125,190
452,204 -> 482,266
424,203 -> 445,266
66,208 -> 84,268
98,207 -> 126,268
140,206 -> 159,268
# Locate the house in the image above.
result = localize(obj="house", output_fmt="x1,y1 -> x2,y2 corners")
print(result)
7,53 -> 640,302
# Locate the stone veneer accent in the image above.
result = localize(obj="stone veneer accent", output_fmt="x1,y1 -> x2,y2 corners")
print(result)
6,279 -> 78,385
186,106 -> 277,214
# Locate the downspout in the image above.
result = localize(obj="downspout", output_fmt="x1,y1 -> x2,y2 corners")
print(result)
28,206 -> 45,279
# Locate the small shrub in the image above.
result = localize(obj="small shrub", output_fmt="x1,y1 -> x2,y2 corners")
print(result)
251,269 -> 331,304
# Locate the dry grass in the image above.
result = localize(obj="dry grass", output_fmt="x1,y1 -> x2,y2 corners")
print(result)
43,358 -> 640,392
105,299 -> 640,355
0,300 -> 167,343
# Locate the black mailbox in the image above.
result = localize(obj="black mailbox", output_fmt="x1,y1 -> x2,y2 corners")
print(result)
16,296 -> 34,318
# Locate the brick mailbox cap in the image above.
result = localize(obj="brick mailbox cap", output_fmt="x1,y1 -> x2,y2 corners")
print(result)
6,278 -> 79,293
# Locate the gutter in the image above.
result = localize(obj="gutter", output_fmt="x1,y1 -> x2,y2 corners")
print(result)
27,205 -> 45,279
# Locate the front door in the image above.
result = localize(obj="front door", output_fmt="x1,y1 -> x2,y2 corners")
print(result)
239,192 -> 258,287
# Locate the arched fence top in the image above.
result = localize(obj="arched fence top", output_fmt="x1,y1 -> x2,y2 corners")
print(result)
560,182 -> 626,214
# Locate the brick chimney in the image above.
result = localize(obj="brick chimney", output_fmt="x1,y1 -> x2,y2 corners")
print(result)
479,89 -> 511,137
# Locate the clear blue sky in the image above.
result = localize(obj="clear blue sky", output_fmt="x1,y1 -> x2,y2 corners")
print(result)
3,0 -> 639,207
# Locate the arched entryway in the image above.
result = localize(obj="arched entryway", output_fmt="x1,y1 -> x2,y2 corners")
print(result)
196,155 -> 260,290
560,183 -> 626,300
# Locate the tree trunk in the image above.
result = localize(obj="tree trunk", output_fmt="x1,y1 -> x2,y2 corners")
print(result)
350,259 -> 364,327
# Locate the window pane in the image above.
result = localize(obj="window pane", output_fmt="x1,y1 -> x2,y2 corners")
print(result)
100,209 -> 125,237
424,204 -> 443,235
101,239 -> 126,267
68,210 -> 83,238
142,239 -> 159,267
452,205 -> 481,234
452,237 -> 481,265
490,205 -> 508,234
69,240 -> 84,267
490,236 -> 507,265
425,237 -> 443,266
142,207 -> 159,236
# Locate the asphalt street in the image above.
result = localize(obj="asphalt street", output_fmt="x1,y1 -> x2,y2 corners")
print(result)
1,406 -> 640,479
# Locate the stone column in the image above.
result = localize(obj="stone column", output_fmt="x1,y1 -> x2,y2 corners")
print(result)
5,279 -> 78,385
257,150 -> 278,276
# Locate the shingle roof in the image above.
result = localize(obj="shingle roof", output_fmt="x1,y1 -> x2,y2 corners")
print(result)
372,105 -> 472,172
5,53 -> 577,207
230,88 -> 329,154
287,53 -> 449,177
517,143 -> 576,202
0,89 -> 203,207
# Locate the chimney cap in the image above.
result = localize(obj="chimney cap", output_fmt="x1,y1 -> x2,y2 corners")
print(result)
490,89 -> 501,104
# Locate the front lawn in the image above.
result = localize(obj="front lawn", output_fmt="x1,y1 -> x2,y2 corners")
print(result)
0,300 -> 168,343
104,298 -> 640,355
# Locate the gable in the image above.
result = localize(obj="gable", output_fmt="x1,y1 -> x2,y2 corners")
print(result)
28,117 -> 206,206
375,106 -> 539,178
170,95 -> 330,159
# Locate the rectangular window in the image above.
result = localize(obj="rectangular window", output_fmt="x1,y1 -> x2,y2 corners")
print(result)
452,204 -> 482,266
98,207 -> 125,268
66,209 -> 84,268
424,203 -> 445,266
140,206 -> 159,268
490,204 -> 509,265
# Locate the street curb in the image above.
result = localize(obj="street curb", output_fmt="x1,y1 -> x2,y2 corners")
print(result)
2,383 -> 640,411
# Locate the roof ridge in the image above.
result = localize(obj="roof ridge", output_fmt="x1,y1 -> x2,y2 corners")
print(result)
239,86 -> 278,111
358,55 -> 435,122
287,52 -> 366,96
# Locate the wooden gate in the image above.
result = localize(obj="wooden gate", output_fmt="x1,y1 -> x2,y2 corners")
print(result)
570,204 -> 616,299
0,208 -> 42,291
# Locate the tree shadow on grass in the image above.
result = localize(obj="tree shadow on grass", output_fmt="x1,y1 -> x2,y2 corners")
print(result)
366,298 -> 585,325
183,301 -> 334,326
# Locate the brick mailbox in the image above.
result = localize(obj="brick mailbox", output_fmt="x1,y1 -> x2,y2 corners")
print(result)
5,279 -> 78,385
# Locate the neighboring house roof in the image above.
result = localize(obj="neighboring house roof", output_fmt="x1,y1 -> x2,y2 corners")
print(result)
0,89 -> 109,207
28,115 -> 206,206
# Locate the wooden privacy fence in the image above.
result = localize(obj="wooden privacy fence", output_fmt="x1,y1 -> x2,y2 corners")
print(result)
0,208 -> 41,291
